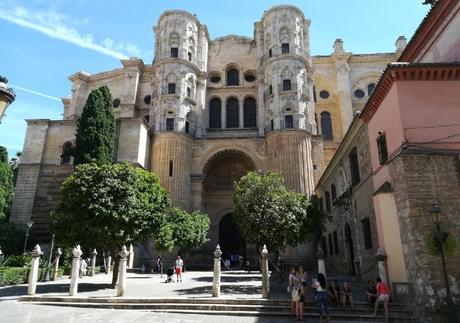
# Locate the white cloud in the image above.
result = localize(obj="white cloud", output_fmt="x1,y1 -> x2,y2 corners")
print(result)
0,4 -> 143,59
10,84 -> 62,102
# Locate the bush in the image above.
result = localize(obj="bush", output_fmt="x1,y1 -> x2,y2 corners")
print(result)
2,254 -> 31,267
0,267 -> 29,286
0,222 -> 25,256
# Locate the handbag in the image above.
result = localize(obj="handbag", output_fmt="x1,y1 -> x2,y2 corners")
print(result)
291,289 -> 300,302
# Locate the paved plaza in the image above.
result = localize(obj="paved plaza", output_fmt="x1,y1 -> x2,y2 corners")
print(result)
0,270 -> 376,323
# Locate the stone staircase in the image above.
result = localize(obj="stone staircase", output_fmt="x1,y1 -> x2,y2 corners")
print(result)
19,296 -> 417,322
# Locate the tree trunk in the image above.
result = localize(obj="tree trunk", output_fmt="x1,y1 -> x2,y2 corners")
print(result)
111,254 -> 120,288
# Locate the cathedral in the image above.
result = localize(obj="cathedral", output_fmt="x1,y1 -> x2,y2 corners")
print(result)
10,5 -> 405,263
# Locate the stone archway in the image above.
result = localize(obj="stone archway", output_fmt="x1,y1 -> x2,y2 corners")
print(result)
202,150 -> 255,251
219,214 -> 246,261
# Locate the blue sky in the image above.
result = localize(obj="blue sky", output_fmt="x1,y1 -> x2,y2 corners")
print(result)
0,0 -> 429,157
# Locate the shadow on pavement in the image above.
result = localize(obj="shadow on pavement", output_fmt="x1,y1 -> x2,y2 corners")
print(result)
192,276 -> 261,283
0,283 -> 113,300
175,284 -> 261,296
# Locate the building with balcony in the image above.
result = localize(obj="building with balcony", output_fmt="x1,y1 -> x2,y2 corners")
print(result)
11,5 -> 402,265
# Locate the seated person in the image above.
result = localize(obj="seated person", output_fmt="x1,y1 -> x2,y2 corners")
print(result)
342,281 -> 354,309
366,280 -> 377,308
327,280 -> 340,306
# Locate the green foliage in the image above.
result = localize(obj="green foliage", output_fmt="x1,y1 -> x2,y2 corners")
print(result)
53,163 -> 169,251
0,223 -> 25,255
233,170 -> 325,253
73,86 -> 115,165
0,267 -> 29,286
425,230 -> 457,256
156,207 -> 210,253
0,146 -> 14,221
2,254 -> 31,267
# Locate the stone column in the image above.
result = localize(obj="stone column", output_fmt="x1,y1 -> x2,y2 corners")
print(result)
127,244 -> 134,269
91,249 -> 97,276
376,248 -> 388,284
317,245 -> 327,280
212,244 -> 222,297
261,245 -> 270,299
52,248 -> 62,281
27,244 -> 43,295
69,245 -> 82,296
117,245 -> 130,297
0,245 -> 3,263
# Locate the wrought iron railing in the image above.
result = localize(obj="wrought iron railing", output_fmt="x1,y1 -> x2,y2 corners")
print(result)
264,119 -> 313,135
259,45 -> 305,65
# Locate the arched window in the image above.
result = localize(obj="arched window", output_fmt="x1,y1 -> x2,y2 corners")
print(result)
331,183 -> 337,204
367,83 -> 376,96
61,141 -> 73,165
209,98 -> 221,128
226,97 -> 239,128
325,191 -> 331,211
321,111 -> 333,140
349,147 -> 361,186
226,68 -> 239,86
243,97 -> 256,128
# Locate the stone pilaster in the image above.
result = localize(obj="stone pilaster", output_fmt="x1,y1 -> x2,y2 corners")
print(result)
332,39 -> 353,137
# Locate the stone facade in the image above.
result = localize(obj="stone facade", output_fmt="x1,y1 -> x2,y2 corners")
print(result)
316,119 -> 379,283
10,5 -> 398,264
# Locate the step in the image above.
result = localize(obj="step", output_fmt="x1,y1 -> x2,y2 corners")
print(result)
24,302 -> 417,322
19,296 -> 405,308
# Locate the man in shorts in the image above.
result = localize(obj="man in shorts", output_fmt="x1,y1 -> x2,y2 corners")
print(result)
175,256 -> 184,282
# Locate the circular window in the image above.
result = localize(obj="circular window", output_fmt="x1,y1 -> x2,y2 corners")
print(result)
354,89 -> 365,99
112,98 -> 121,108
144,95 -> 151,105
319,90 -> 330,99
244,72 -> 256,82
209,72 -> 221,83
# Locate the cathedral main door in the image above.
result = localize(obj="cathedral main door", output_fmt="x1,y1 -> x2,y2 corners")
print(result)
202,150 -> 255,258
219,214 -> 246,260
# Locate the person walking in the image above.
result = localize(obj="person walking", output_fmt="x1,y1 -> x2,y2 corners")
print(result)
288,267 -> 297,315
373,277 -> 390,322
175,256 -> 184,282
156,256 -> 162,274
313,273 -> 330,322
298,266 -> 308,304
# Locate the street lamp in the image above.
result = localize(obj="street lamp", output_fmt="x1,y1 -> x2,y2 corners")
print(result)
23,221 -> 34,254
0,76 -> 16,124
430,203 -> 458,323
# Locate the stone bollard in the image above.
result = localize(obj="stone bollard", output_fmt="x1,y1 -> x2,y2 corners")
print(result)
0,245 -> 3,263
261,244 -> 270,299
52,248 -> 62,281
91,249 -> 97,276
376,248 -> 388,284
317,245 -> 327,280
127,244 -> 134,269
27,244 -> 43,295
117,245 -> 129,297
69,245 -> 82,296
212,244 -> 222,297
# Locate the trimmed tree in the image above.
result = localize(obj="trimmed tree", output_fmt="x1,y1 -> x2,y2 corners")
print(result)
155,207 -> 210,255
233,170 -> 325,254
73,86 -> 115,165
53,162 -> 169,286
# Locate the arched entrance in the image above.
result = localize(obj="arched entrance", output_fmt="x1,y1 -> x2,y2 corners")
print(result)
202,150 -> 255,259
345,223 -> 355,275
219,214 -> 246,260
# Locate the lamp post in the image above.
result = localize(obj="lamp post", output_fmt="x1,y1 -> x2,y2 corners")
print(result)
23,221 -> 34,254
0,76 -> 16,124
430,203 -> 458,323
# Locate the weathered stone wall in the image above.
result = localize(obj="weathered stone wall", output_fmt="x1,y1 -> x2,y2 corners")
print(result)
30,165 -> 74,242
150,132 -> 192,211
317,124 -> 379,282
267,130 -> 314,194
389,152 -> 460,318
